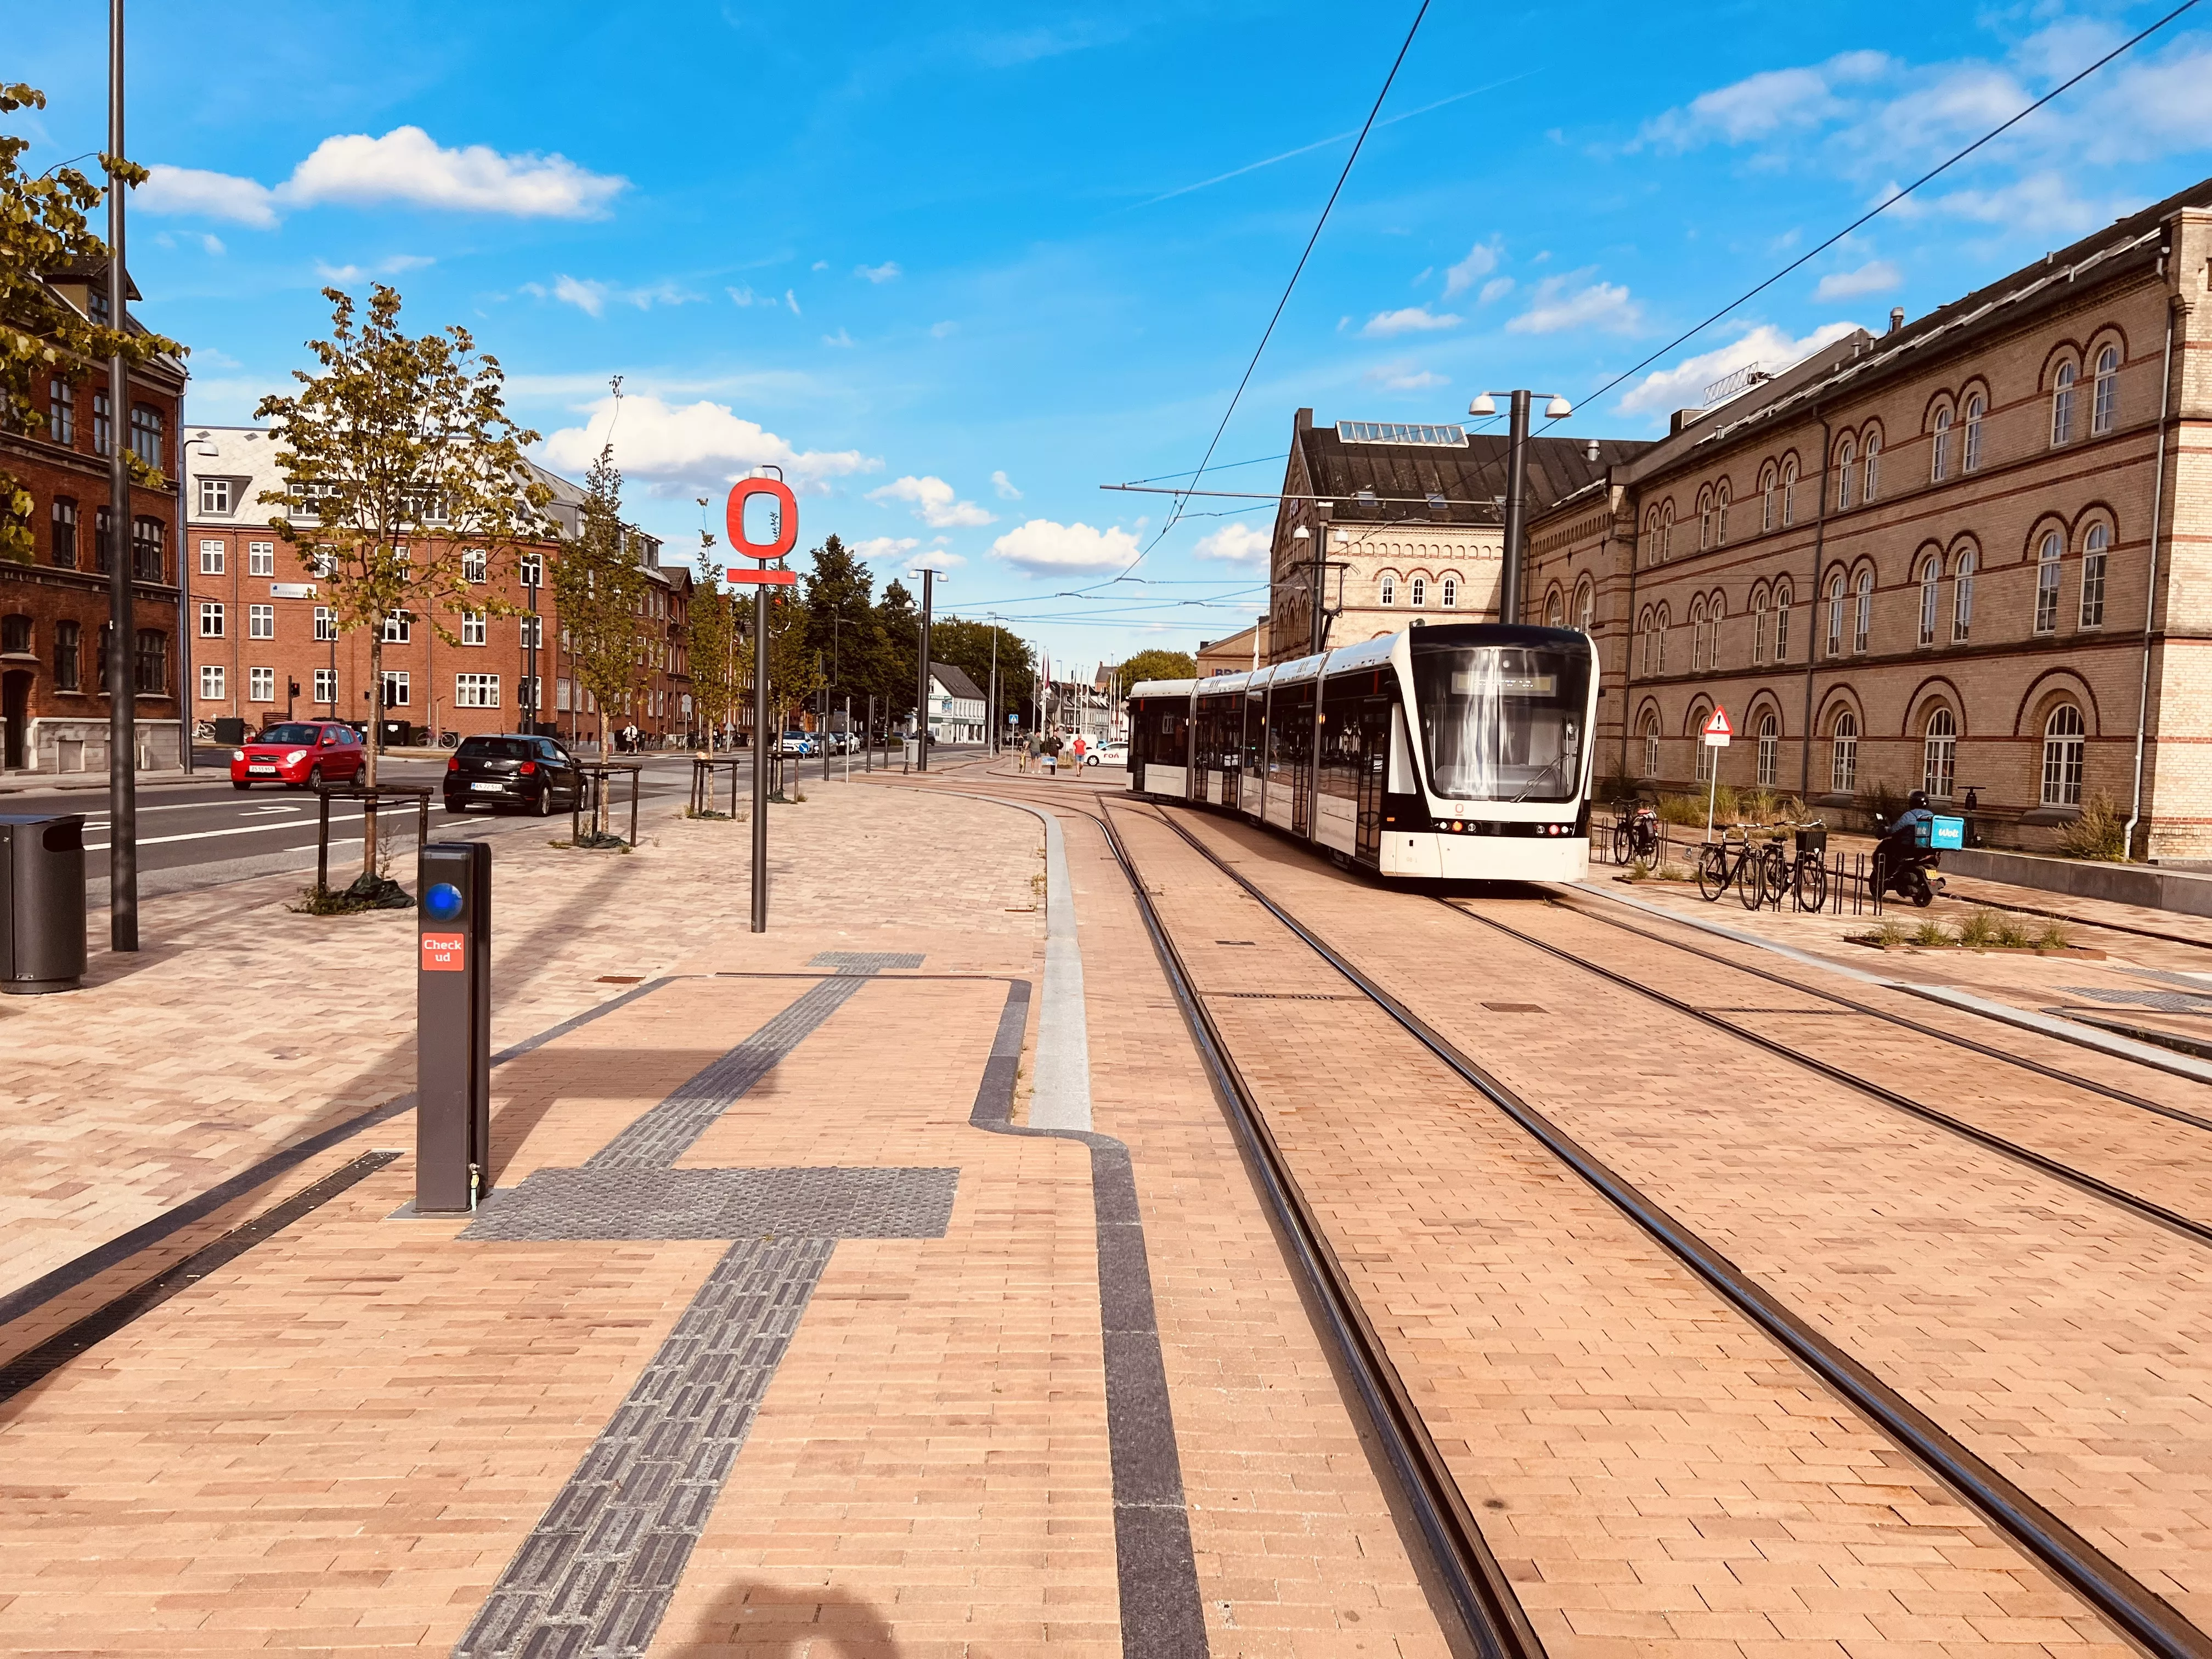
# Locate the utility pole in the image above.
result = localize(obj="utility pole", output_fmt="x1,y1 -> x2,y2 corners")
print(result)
105,0 -> 138,952
913,567 -> 935,774
987,622 -> 999,755
1470,390 -> 1572,627
751,572 -> 769,932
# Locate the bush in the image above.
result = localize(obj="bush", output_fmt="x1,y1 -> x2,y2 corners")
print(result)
1912,918 -> 1950,947
2036,918 -> 2073,950
1874,917 -> 1909,947
1956,909 -> 2000,948
1995,916 -> 2034,949
2058,791 -> 2128,861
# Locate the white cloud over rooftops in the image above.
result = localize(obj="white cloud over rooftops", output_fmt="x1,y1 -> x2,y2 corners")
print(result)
990,518 -> 1141,573
139,127 -> 627,226
868,475 -> 995,528
851,535 -> 921,562
1192,522 -> 1270,565
539,394 -> 878,496
1362,306 -> 1460,337
1506,274 -> 1642,336
1813,259 -> 1901,301
1616,321 -> 1861,417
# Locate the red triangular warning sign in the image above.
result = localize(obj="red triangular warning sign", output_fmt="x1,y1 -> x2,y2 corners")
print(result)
1702,706 -> 1733,738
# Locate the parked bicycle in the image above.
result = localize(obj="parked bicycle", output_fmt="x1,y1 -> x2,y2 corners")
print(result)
1611,796 -> 1661,866
1695,823 -> 1781,910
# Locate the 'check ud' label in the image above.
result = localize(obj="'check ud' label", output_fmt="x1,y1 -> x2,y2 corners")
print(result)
420,932 -> 466,972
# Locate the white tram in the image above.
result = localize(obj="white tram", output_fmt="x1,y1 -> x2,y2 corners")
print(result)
1125,623 -> 1599,882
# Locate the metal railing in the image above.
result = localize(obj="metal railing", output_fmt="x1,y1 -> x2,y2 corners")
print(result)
1593,808 -> 1881,916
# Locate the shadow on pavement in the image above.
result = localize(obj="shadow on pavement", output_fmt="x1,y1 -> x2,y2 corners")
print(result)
664,1580 -> 904,1656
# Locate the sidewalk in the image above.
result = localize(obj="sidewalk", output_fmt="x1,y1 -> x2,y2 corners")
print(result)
0,762 -> 1448,1655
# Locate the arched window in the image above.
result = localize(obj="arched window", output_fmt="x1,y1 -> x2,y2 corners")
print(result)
1864,435 -> 1881,503
1695,708 -> 1716,782
2092,345 -> 2119,435
1774,582 -> 1791,661
1716,484 -> 1730,546
2080,523 -> 2109,629
1707,595 -> 1725,670
1962,394 -> 1985,472
1781,460 -> 1797,526
1757,712 -> 1779,788
1409,575 -> 1426,607
2035,530 -> 2062,634
1697,491 -> 1713,552
1831,710 -> 1859,794
1576,579 -> 1595,633
1952,549 -> 1975,642
2052,362 -> 2076,445
1660,504 -> 1675,561
1826,572 -> 1846,657
1545,588 -> 1564,627
1639,607 -> 1655,676
1918,554 -> 1941,645
1379,573 -> 1396,606
1762,466 -> 1777,532
1440,574 -> 1458,609
1854,568 -> 1874,654
1689,597 -> 1707,672
1923,707 -> 1956,799
2042,705 -> 2085,806
1643,714 -> 1662,778
1655,605 -> 1669,674
1931,409 -> 1953,482
1752,589 -> 1770,664
1837,438 -> 1857,510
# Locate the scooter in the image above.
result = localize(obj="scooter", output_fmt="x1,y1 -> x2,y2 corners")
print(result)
1871,815 -> 1947,907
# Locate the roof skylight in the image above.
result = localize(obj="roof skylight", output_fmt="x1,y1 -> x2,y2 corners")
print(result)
1335,421 -> 1466,447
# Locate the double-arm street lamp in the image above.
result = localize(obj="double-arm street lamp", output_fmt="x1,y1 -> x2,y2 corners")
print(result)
1468,390 -> 1572,626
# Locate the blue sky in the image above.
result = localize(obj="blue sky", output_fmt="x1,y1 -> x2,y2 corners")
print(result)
12,1 -> 2211,673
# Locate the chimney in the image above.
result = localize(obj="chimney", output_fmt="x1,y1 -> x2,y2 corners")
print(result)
1669,408 -> 1703,437
1584,438 -> 1600,462
1295,407 -> 1313,433
1888,307 -> 1905,334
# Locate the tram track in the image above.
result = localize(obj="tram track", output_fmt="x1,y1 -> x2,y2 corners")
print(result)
1103,793 -> 2212,1659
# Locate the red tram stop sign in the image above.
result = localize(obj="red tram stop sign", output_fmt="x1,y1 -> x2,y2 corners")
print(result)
1702,706 -> 1733,747
725,475 -> 800,585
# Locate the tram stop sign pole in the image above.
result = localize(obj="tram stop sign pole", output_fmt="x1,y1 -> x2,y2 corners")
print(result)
416,840 -> 492,1214
726,476 -> 799,934
1701,705 -> 1732,843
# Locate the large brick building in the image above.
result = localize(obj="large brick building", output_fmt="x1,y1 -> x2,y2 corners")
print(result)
1520,177 -> 2212,857
0,266 -> 188,775
1262,176 -> 2212,859
182,428 -> 693,748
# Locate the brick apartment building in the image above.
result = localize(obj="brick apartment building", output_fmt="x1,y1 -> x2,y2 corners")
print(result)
1517,176 -> 2212,857
0,265 -> 188,775
182,428 -> 693,749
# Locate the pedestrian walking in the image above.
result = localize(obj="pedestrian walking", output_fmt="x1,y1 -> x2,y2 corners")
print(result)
1043,731 -> 1062,777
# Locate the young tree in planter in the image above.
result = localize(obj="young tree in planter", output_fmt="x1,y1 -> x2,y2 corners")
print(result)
256,284 -> 548,883
687,535 -> 743,748
550,436 -> 652,828
1,82 -> 182,562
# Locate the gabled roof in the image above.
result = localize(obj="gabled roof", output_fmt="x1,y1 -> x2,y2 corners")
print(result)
930,661 -> 985,702
1294,415 -> 1650,527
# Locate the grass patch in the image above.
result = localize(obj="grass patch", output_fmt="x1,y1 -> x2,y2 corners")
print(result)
2036,917 -> 2074,950
1955,909 -> 2001,948
1912,918 -> 1951,947
1874,917 -> 1909,948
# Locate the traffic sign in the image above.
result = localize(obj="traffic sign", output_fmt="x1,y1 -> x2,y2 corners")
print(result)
1701,706 -> 1732,747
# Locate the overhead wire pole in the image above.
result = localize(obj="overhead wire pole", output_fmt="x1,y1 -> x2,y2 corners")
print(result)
913,567 -> 936,773
104,0 -> 138,952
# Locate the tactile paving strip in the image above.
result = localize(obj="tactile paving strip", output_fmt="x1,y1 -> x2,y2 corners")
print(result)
461,1166 -> 958,1243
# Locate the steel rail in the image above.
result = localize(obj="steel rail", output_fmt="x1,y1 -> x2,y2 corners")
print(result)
1444,901 -> 2212,1250
1544,891 -> 2212,1135
1142,803 -> 2212,1659
909,773 -> 1547,1659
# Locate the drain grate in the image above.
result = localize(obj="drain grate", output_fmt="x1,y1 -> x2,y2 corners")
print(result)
1482,1002 -> 1546,1013
1209,991 -> 1364,1001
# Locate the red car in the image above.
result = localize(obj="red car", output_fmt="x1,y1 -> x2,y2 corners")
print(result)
230,720 -> 368,790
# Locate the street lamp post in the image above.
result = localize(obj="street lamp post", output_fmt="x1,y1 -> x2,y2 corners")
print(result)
104,0 -> 138,952
1468,390 -> 1572,627
911,567 -> 938,773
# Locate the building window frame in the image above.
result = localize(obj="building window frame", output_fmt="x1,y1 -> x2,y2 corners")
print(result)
1918,555 -> 1940,646
247,541 -> 275,578
2052,362 -> 2077,446
1863,435 -> 1880,502
249,665 -> 276,704
1439,574 -> 1457,609
50,498 -> 77,569
381,669 -> 411,708
199,663 -> 225,702
1953,550 -> 1975,642
198,477 -> 233,516
1831,710 -> 1859,795
1837,439 -> 1856,511
1931,409 -> 1952,482
313,667 -> 337,705
1774,583 -> 1791,662
2092,346 -> 2119,436
1962,393 -> 1985,472
2041,704 -> 2085,807
199,601 -> 224,638
2035,530 -> 2062,635
1854,568 -> 1872,654
2080,523 -> 2109,629
314,606 -> 336,642
1757,713 -> 1778,789
1408,575 -> 1426,608
461,610 -> 487,646
455,672 -> 501,708
1379,574 -> 1396,606
249,603 -> 274,640
1826,572 -> 1846,657
1923,707 -> 1956,800
54,619 -> 80,691
199,538 -> 225,575
48,377 -> 75,446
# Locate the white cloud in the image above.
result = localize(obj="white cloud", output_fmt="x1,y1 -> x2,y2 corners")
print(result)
527,274 -> 695,317
141,165 -> 280,228
539,393 -> 878,496
1813,259 -> 1901,301
990,470 -> 1023,499
868,475 -> 996,528
1478,275 -> 1514,304
851,535 -> 921,562
1192,522 -> 1270,565
854,261 -> 902,283
1617,321 -> 1860,416
727,285 -> 770,306
989,518 -> 1141,574
315,252 -> 433,284
1364,363 -> 1447,392
1362,306 -> 1460,337
906,546 -> 965,573
1442,239 -> 1500,298
1640,51 -> 1891,150
140,128 -> 626,225
786,289 -> 801,315
1508,273 -> 1643,336
811,259 -> 830,272
200,233 -> 226,256
929,320 -> 957,338
1901,171 -> 2111,238
822,328 -> 856,348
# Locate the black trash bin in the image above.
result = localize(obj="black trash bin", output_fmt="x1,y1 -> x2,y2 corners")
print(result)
0,814 -> 87,994
212,716 -> 246,746
378,719 -> 412,751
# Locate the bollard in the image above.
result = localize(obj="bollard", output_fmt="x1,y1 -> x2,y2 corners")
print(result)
416,841 -> 492,1214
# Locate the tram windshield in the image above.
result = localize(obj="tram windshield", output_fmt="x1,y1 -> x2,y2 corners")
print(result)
1412,642 -> 1588,802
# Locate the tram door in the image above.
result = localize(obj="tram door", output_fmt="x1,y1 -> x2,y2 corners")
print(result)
1272,680 -> 1316,838
1353,695 -> 1389,863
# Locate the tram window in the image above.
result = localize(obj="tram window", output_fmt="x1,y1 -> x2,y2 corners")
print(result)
1413,642 -> 1589,802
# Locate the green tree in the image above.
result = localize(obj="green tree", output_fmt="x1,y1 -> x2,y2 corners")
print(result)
800,533 -> 876,730
1110,648 -> 1198,687
551,435 -> 651,760
874,578 -> 919,730
929,618 -> 1034,738
256,283 -> 547,877
0,82 -> 182,562
686,537 -> 743,746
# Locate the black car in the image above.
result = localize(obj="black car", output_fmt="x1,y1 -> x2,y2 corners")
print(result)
443,733 -> 584,816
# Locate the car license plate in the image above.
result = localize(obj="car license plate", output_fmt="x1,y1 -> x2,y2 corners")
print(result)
471,781 -> 504,792
249,765 -> 276,774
